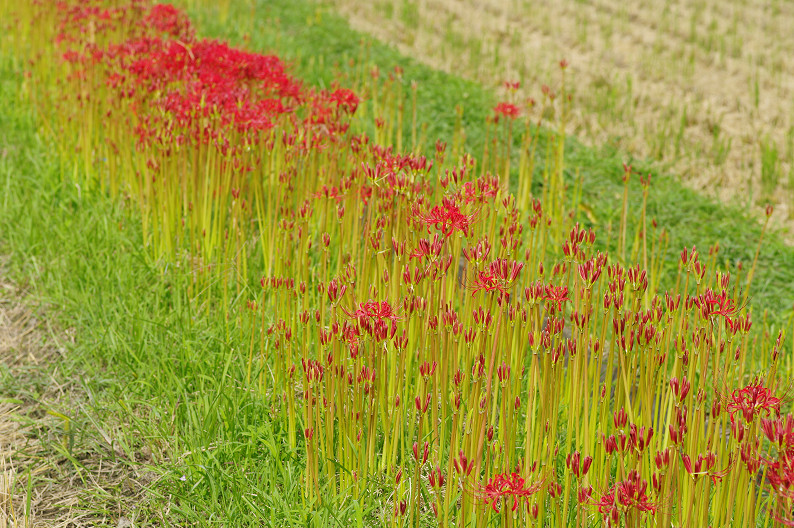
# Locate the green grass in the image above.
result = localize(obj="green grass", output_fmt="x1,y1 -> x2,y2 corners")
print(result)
0,0 -> 792,525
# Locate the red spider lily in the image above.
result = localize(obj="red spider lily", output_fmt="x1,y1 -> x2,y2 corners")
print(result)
118,39 -> 301,101
341,300 -> 401,324
453,450 -> 476,478
412,198 -> 477,238
766,455 -> 794,499
590,471 -> 657,526
493,102 -> 520,122
54,3 -> 125,45
578,257 -> 603,287
471,270 -> 507,296
578,484 -> 594,503
314,185 -> 346,203
680,451 -> 733,484
488,258 -> 524,283
455,172 -> 501,204
462,236 -> 492,264
761,415 -> 794,451
726,378 -> 782,424
739,441 -> 763,474
544,284 -> 569,312
107,36 -> 304,147
328,88 -> 359,115
693,288 -> 741,321
143,3 -> 194,40
470,259 -> 523,297
768,465 -> 794,528
301,358 -> 324,384
410,234 -> 444,261
471,472 -> 544,512
340,301 -> 399,342
341,323 -> 361,358
565,451 -> 593,479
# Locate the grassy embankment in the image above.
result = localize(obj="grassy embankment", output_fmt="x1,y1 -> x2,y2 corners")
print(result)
0,0 -> 791,525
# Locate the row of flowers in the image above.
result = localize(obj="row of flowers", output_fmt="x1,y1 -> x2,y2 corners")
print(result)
10,0 -> 793,526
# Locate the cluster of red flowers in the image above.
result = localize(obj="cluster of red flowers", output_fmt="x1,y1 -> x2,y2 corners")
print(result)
591,471 -> 657,526
412,198 -> 478,238
761,415 -> 794,525
726,377 -> 782,424
54,2 -> 359,152
340,300 -> 400,345
143,3 -> 194,40
472,472 -> 544,512
493,101 -> 520,122
470,258 -> 524,298
342,300 -> 401,324
693,288 -> 740,322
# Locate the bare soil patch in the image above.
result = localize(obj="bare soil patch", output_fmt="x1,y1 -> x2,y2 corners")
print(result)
326,0 -> 794,233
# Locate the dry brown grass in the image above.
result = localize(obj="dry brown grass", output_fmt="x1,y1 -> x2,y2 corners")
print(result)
0,266 -> 158,527
326,0 -> 794,231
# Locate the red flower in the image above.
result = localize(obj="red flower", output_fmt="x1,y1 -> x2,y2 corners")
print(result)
341,300 -> 400,323
340,300 -> 399,342
471,270 -> 507,297
459,174 -> 500,205
590,471 -> 657,525
410,234 -> 444,261
726,378 -> 781,424
761,415 -> 794,451
472,472 -> 544,512
143,4 -> 194,40
493,102 -> 520,122
544,284 -> 569,312
680,451 -> 733,484
412,198 -> 477,238
693,288 -> 740,321
766,454 -> 794,499
329,88 -> 359,115
470,259 -> 524,297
